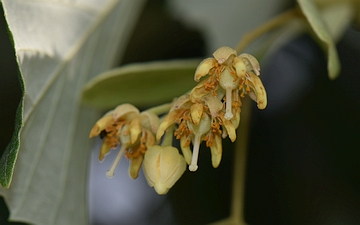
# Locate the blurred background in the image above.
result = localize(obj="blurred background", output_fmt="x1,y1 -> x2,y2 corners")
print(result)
1,0 -> 360,224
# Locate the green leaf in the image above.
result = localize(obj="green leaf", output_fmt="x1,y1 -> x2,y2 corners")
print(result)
319,1 -> 354,43
0,0 -> 144,224
0,95 -> 24,188
82,59 -> 200,109
297,0 -> 342,80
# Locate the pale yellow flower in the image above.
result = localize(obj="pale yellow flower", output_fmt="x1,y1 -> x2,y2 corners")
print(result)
157,93 -> 236,171
89,103 -> 159,179
194,46 -> 267,118
157,46 -> 267,172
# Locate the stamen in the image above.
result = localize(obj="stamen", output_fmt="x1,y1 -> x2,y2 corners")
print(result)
189,135 -> 201,171
106,144 -> 126,178
225,87 -> 233,120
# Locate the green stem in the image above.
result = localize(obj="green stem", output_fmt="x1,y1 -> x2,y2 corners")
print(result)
211,8 -> 300,225
235,7 -> 301,53
231,97 -> 251,224
146,102 -> 173,116
161,125 -> 174,147
210,97 -> 251,225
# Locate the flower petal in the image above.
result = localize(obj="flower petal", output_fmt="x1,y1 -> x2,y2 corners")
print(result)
231,106 -> 241,130
143,129 -> 157,148
189,79 -> 212,102
231,89 -> 241,129
99,141 -> 111,161
170,94 -> 191,111
156,109 -> 187,140
140,111 -> 160,134
89,110 -> 113,138
247,72 -> 267,109
129,117 -> 142,144
213,46 -> 237,65
190,103 -> 204,125
129,154 -> 144,179
210,134 -> 223,168
203,94 -> 223,118
218,113 -> 236,142
113,103 -> 139,121
238,53 -> 260,75
180,136 -> 192,165
194,58 -> 217,81
233,56 -> 246,78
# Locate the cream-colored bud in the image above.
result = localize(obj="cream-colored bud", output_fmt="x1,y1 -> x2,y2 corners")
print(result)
143,145 -> 186,195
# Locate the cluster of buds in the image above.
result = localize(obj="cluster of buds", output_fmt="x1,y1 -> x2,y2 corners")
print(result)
89,46 -> 267,194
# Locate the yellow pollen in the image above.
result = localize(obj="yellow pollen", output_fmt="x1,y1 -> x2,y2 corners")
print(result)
103,121 -> 124,148
125,150 -> 131,158
204,133 -> 214,147
204,80 -> 217,91
174,118 -> 191,140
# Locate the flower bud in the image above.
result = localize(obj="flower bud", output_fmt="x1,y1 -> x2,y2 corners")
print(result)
143,145 -> 186,195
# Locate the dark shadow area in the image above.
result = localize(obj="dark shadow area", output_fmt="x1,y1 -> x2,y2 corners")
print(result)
0,4 -> 26,225
120,0 -> 205,65
245,28 -> 360,225
0,5 -> 21,164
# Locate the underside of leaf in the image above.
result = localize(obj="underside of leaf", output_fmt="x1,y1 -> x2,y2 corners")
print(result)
82,59 -> 200,109
0,0 -> 146,225
297,0 -> 342,80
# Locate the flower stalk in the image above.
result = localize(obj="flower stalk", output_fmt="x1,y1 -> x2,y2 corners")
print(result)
235,7 -> 301,52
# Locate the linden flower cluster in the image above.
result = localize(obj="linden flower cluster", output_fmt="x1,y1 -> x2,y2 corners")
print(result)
157,46 -> 267,172
89,103 -> 160,179
90,103 -> 186,194
89,46 -> 267,194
